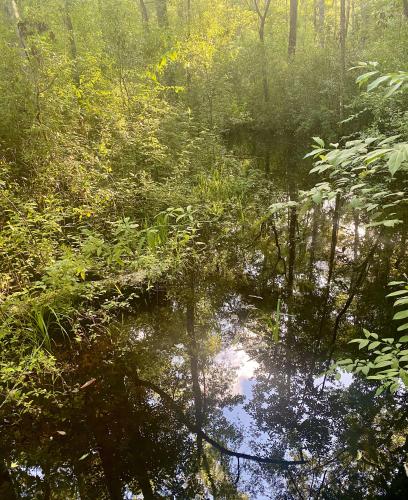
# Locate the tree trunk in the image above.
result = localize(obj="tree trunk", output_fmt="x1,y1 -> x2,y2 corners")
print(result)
155,0 -> 168,27
404,0 -> 408,18
353,210 -> 360,262
346,0 -> 351,37
9,0 -> 29,59
64,0 -> 80,89
308,205 -> 320,278
136,468 -> 155,499
185,0 -> 192,101
327,194 -> 341,288
139,0 -> 149,28
0,458 -> 17,500
318,0 -> 325,31
186,289 -> 203,457
339,0 -> 346,120
287,205 -> 297,298
288,0 -> 298,58
318,193 -> 341,339
254,0 -> 271,101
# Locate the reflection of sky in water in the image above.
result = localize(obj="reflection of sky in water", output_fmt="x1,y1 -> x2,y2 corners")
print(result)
215,329 -> 355,499
216,346 -> 258,396
216,344 -> 278,499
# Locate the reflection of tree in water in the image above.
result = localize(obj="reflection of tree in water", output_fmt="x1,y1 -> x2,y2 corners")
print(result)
241,222 -> 408,497
0,292 -> 255,498
2,136 -> 408,499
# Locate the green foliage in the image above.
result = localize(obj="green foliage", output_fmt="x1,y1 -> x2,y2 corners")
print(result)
330,281 -> 408,395
353,63 -> 408,97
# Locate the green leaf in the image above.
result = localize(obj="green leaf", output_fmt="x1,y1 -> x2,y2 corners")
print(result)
359,339 -> 370,349
399,335 -> 408,342
367,75 -> 390,91
400,370 -> 408,387
356,71 -> 378,86
368,341 -> 380,350
312,137 -> 325,148
388,281 -> 406,286
336,358 -> 353,365
379,135 -> 401,146
394,298 -> 408,307
393,311 -> 408,321
373,360 -> 393,368
390,382 -> 400,393
386,290 -> 408,298
397,323 -> 408,332
385,80 -> 404,97
304,148 -> 325,159
387,145 -> 408,176
382,219 -> 403,227
375,385 -> 386,396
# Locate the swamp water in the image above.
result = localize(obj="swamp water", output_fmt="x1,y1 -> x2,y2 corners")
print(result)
2,134 -> 408,499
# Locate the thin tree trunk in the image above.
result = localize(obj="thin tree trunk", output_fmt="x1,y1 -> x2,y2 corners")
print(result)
327,194 -> 341,288
186,284 -> 203,457
346,0 -> 351,36
136,468 -> 155,499
339,0 -> 346,120
287,206 -> 297,298
64,0 -> 80,89
155,0 -> 168,27
185,0 -> 192,101
288,0 -> 298,58
353,210 -> 360,262
0,458 -> 17,500
9,0 -> 29,59
90,420 -> 123,500
318,193 -> 342,339
254,0 -> 271,101
403,0 -> 408,18
308,206 -> 320,278
139,0 -> 149,27
318,0 -> 325,31
9,0 -> 44,124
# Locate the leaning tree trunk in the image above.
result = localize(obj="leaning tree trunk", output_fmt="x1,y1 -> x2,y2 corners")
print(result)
288,0 -> 298,58
9,0 -> 29,59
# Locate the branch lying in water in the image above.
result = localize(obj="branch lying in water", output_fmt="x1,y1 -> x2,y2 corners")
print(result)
133,377 -> 307,467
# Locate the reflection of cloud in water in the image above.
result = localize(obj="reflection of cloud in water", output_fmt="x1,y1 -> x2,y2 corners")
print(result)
216,346 -> 259,395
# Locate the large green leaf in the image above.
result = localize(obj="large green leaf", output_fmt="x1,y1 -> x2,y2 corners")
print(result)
393,310 -> 408,321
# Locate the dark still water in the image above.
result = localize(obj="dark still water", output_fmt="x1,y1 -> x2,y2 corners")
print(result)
2,135 -> 408,499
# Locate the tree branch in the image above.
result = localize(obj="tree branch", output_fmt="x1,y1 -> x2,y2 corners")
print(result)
133,377 -> 307,466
